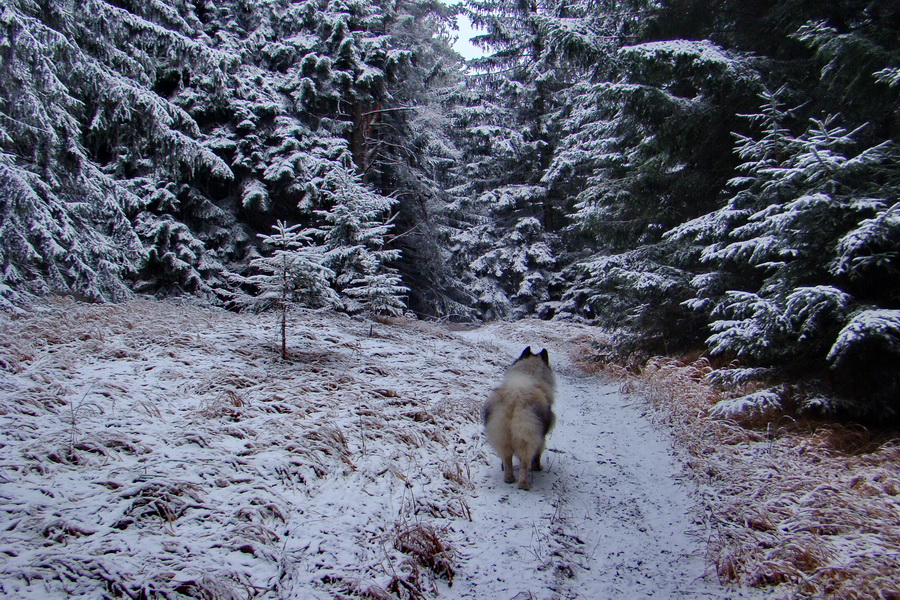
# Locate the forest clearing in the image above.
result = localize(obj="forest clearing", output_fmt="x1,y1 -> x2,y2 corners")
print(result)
1,299 -> 897,599
3,2 -> 899,597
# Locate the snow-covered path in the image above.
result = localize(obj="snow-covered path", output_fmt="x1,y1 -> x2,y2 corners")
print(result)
0,301 -> 760,600
447,324 -> 755,599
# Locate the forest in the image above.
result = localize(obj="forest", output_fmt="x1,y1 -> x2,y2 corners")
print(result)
1,0 -> 899,421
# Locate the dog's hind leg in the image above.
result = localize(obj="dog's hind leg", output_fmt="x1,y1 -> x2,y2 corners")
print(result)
517,463 -> 531,489
530,406 -> 553,473
502,453 -> 515,484
530,442 -> 544,472
516,446 -> 535,490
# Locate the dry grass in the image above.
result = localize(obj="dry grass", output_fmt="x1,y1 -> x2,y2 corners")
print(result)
0,298 -> 493,600
317,521 -> 458,600
595,352 -> 900,600
391,522 -> 457,588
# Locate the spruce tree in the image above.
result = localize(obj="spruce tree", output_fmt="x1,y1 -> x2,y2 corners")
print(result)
671,89 -> 900,418
552,37 -> 760,350
448,0 -> 589,318
0,0 -> 233,302
313,166 -> 408,316
0,0 -> 465,308
231,220 -> 339,359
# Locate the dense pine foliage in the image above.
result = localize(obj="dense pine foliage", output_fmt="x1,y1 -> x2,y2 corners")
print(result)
2,0 -> 898,419
0,0 -> 457,309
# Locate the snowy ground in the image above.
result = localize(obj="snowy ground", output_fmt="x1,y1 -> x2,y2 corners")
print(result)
0,299 -> 759,599
446,323 -> 758,600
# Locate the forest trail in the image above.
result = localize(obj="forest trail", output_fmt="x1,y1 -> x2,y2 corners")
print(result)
0,300 -> 760,600
446,323 -> 757,599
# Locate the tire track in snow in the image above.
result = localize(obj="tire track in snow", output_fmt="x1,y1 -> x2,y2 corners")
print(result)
443,323 -> 758,600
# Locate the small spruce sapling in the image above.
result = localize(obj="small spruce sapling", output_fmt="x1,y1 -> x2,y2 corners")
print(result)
236,221 -> 340,359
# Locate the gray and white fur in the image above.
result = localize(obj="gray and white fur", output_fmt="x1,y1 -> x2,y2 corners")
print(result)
482,346 -> 556,490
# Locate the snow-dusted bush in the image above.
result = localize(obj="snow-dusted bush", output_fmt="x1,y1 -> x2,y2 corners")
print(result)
826,309 -> 900,418
710,389 -> 784,424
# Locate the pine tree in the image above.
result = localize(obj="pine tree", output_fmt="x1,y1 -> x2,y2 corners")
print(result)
241,0 -> 461,316
231,220 -> 339,359
0,0 -> 465,308
0,0 -> 232,302
447,0 -> 591,317
463,0 -> 574,228
671,88 -> 900,417
550,36 -> 760,351
313,166 -> 408,316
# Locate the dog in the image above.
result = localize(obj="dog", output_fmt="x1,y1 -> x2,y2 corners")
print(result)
482,346 -> 556,490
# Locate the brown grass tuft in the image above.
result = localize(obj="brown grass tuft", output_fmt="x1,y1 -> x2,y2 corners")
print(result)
392,522 -> 456,585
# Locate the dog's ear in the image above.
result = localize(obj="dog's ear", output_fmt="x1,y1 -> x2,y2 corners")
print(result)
538,348 -> 549,364
517,346 -> 532,361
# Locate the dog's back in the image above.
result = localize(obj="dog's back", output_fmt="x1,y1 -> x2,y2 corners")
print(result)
482,347 -> 555,490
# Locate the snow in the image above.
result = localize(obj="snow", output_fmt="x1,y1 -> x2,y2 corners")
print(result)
875,66 -> 900,87
619,40 -> 735,66
710,390 -> 783,422
0,299 -> 758,599
828,308 -> 900,365
617,39 -> 756,88
449,323 -> 757,599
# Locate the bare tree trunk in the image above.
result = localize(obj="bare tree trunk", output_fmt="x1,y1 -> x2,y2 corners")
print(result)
350,101 -> 382,179
280,254 -> 288,360
281,301 -> 287,360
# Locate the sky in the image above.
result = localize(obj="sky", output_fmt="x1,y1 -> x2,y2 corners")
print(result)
452,14 -> 488,60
